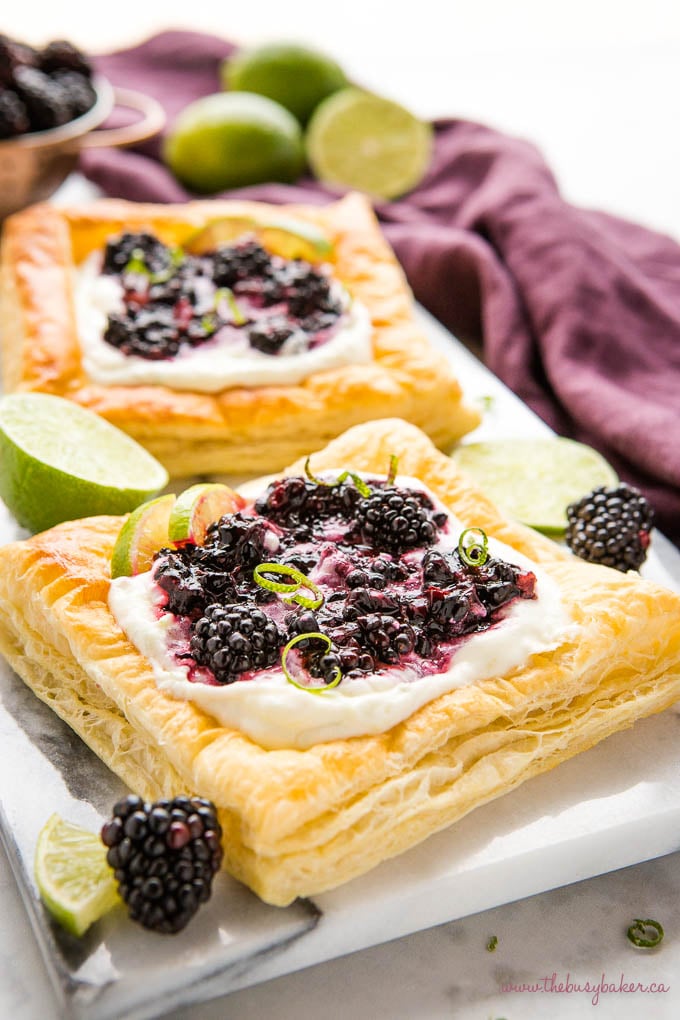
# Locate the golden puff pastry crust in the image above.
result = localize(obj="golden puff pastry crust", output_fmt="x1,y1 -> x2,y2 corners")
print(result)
0,194 -> 480,476
0,419 -> 679,907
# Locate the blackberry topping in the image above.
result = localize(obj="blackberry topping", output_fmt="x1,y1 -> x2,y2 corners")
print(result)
254,476 -> 362,529
101,794 -> 223,935
104,310 -> 181,360
40,39 -> 92,77
13,66 -> 71,131
354,487 -> 441,554
211,240 -> 272,287
190,603 -> 282,683
565,483 -> 653,572
0,90 -> 30,139
248,318 -> 295,355
103,232 -> 173,277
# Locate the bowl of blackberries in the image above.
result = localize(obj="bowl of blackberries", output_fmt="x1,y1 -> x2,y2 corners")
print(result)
0,33 -> 165,219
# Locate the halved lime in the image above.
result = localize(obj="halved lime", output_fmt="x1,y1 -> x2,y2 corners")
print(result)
168,483 -> 245,546
450,438 -> 619,533
34,814 -> 120,937
184,214 -> 334,262
0,393 -> 169,534
222,42 -> 348,125
306,87 -> 433,200
110,493 -> 176,578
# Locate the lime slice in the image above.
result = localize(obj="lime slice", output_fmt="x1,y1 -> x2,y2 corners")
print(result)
221,42 -> 348,125
34,814 -> 120,937
450,438 -> 619,533
168,483 -> 245,546
305,87 -> 433,200
111,493 -> 176,578
0,393 -> 169,534
184,215 -> 334,262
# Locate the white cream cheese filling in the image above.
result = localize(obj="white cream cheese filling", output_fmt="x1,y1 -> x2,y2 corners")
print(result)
73,254 -> 373,393
108,475 -> 573,750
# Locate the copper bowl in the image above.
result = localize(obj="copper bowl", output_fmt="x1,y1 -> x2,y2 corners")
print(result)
0,77 -> 165,219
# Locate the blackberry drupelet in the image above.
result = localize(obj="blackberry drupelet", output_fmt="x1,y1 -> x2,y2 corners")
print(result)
190,603 -> 282,682
565,483 -> 653,572
354,487 -> 441,554
101,794 -> 223,935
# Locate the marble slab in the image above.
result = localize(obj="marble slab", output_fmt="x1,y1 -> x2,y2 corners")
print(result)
1,308 -> 679,1020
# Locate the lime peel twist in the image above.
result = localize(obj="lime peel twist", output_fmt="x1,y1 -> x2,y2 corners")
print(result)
627,919 -> 664,948
304,457 -> 371,497
458,527 -> 489,568
253,562 -> 324,610
281,632 -> 342,692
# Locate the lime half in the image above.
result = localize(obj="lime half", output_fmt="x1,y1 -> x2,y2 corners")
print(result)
306,87 -> 433,199
450,438 -> 619,533
0,393 -> 169,534
35,814 -> 120,937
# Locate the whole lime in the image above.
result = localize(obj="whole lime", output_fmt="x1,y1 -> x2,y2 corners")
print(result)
163,91 -> 305,194
222,43 -> 348,125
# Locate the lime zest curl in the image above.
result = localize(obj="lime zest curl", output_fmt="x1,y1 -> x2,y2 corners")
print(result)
215,287 -> 247,326
123,245 -> 185,284
281,632 -> 342,693
303,457 -> 371,498
627,918 -> 664,948
458,527 -> 489,568
386,454 -> 399,486
253,562 -> 324,610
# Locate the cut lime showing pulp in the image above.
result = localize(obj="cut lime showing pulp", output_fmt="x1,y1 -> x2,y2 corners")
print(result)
450,438 -> 619,533
168,483 -> 245,546
0,394 -> 169,534
306,88 -> 433,200
35,814 -> 120,937
185,215 -> 334,262
111,493 -> 176,578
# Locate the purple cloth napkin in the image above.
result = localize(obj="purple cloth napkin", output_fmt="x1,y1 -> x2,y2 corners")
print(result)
83,31 -> 680,544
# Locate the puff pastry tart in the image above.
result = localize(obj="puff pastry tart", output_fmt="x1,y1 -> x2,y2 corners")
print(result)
0,194 -> 480,476
0,418 -> 679,907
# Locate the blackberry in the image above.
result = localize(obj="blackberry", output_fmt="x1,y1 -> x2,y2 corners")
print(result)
101,794 -> 223,935
0,90 -> 29,138
0,35 -> 38,87
254,476 -> 361,529
104,311 -> 181,360
205,512 -> 282,573
40,39 -> 92,77
154,547 -> 235,618
354,488 -> 441,554
248,318 -> 294,355
52,70 -> 96,119
103,232 -> 172,277
212,240 -> 272,287
13,66 -> 70,131
190,603 -> 282,682
565,483 -> 653,572
285,267 -> 339,319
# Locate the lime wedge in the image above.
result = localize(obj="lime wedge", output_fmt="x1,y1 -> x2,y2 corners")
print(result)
305,87 -> 433,199
168,483 -> 245,546
34,814 -> 120,937
0,394 -> 169,534
184,215 -> 334,262
111,493 -> 176,578
450,438 -> 619,533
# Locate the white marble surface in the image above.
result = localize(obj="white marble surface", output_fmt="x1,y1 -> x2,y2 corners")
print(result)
2,5 -> 680,1017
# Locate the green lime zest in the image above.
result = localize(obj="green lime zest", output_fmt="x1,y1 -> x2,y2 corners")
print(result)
216,287 -> 247,326
486,934 -> 498,952
253,562 -> 324,610
458,527 -> 489,568
150,245 -> 186,284
123,248 -> 149,276
200,313 -> 219,336
627,918 -> 664,948
386,454 -> 399,486
303,457 -> 371,498
281,632 -> 342,692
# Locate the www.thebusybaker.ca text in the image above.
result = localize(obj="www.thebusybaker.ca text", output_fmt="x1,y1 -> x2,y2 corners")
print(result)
500,971 -> 670,1006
